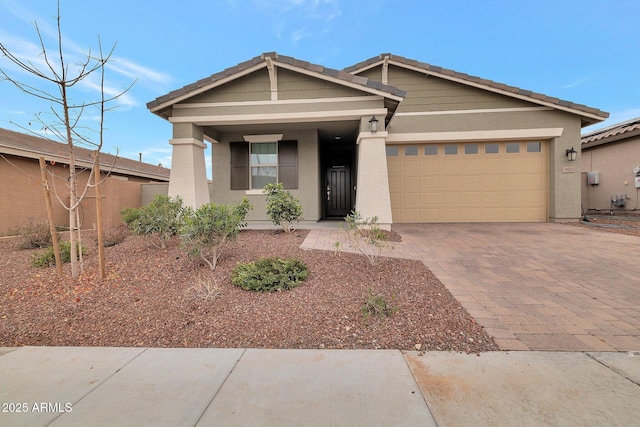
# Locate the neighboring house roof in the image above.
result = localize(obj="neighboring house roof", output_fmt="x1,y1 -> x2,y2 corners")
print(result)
581,116 -> 640,149
344,53 -> 609,127
0,127 -> 170,181
147,52 -> 406,117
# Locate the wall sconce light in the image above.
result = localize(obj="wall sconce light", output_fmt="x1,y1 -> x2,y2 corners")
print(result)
369,116 -> 379,133
565,147 -> 577,161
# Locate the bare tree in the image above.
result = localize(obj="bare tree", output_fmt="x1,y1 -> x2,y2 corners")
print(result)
0,2 -> 134,280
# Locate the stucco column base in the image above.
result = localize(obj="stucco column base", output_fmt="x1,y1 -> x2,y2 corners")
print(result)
355,132 -> 392,230
168,138 -> 210,209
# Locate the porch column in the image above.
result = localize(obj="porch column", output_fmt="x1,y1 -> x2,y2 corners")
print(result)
168,124 -> 210,208
355,130 -> 392,230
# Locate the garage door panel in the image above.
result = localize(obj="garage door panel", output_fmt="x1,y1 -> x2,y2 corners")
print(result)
440,208 -> 462,222
442,191 -> 462,204
462,175 -> 482,188
442,159 -> 462,172
387,142 -> 547,223
402,175 -> 421,190
403,160 -> 421,173
463,191 -> 482,204
402,208 -> 421,222
421,192 -> 440,204
483,158 -> 503,172
401,192 -> 421,206
422,176 -> 440,188
441,175 -> 462,188
482,174 -> 502,188
503,159 -> 524,171
483,191 -> 502,204
523,174 -> 545,187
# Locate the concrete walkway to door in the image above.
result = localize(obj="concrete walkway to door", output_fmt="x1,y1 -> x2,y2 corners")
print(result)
301,223 -> 640,351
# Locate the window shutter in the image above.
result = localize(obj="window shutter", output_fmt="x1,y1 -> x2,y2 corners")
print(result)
230,142 -> 249,190
278,141 -> 298,189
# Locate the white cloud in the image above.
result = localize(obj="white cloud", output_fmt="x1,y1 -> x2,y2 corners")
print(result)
124,146 -> 173,168
291,28 -> 309,43
562,75 -> 594,90
0,3 -> 171,112
248,0 -> 342,40
106,57 -> 172,89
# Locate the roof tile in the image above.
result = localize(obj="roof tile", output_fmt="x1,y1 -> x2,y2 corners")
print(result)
582,117 -> 640,145
0,128 -> 170,180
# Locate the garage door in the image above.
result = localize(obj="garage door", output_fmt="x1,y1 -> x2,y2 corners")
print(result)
386,141 -> 547,222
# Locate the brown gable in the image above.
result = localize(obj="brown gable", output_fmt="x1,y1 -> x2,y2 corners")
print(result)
0,128 -> 170,181
147,52 -> 406,117
345,53 -> 609,126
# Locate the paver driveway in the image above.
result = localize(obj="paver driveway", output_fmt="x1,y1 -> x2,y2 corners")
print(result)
302,223 -> 640,351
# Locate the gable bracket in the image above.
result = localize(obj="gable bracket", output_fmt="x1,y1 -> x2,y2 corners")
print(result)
266,56 -> 278,101
382,56 -> 389,86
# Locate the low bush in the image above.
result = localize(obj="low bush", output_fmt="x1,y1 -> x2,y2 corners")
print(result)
188,275 -> 222,301
231,257 -> 308,291
12,220 -> 57,250
361,289 -> 397,319
31,241 -> 86,268
102,225 -> 130,247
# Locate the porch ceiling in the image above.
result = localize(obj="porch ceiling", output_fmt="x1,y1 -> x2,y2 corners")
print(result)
203,120 -> 360,143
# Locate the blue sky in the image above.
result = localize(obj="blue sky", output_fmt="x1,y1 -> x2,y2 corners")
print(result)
1,0 -> 639,176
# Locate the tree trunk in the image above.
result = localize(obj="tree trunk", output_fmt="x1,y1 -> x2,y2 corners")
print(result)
39,156 -> 63,277
95,155 -> 105,279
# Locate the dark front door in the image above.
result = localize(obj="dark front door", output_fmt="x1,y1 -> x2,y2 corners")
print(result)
325,164 -> 351,218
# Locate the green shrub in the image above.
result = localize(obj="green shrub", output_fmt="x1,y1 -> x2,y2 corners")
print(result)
120,207 -> 142,226
122,195 -> 185,248
12,220 -> 57,249
361,289 -> 397,319
31,241 -> 86,268
231,257 -> 308,291
180,198 -> 252,270
264,182 -> 303,233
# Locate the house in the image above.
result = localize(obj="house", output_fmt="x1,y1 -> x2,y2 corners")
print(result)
147,52 -> 608,228
581,117 -> 640,214
0,128 -> 170,235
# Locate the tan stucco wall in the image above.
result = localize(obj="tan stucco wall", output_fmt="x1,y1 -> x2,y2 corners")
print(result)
0,155 -> 148,236
210,129 -> 321,223
581,136 -> 640,212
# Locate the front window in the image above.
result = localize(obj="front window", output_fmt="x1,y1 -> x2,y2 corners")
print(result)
250,142 -> 277,189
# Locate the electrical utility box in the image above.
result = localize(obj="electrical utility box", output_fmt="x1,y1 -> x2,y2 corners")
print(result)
587,171 -> 600,185
635,176 -> 640,188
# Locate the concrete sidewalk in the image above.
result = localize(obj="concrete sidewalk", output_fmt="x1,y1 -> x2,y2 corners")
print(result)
1,346 -> 639,426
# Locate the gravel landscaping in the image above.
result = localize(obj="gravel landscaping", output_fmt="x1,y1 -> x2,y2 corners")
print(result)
2,215 -> 636,352
0,228 -> 498,352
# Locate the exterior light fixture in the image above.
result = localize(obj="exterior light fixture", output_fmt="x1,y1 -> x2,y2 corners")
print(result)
565,147 -> 577,162
369,116 -> 379,133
